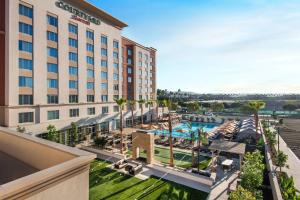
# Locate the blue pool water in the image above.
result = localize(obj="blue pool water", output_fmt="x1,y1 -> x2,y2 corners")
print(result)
152,122 -> 218,139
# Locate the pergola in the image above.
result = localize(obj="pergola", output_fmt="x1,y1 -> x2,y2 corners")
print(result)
209,140 -> 246,170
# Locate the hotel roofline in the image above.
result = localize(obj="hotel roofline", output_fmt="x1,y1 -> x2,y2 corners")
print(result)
122,36 -> 157,52
65,0 -> 128,29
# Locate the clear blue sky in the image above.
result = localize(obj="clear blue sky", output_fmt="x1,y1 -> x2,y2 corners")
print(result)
88,0 -> 300,93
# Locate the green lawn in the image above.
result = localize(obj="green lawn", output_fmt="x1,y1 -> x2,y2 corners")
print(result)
127,146 -> 211,170
89,159 -> 208,200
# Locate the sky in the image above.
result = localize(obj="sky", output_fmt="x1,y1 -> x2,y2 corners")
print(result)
88,0 -> 300,94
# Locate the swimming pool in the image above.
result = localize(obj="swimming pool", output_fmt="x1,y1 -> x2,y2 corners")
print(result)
152,122 -> 218,139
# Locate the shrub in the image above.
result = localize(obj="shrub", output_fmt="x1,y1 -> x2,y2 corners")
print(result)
229,186 -> 255,200
94,137 -> 107,148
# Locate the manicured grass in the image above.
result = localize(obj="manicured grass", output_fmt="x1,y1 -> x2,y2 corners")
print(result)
89,159 -> 208,200
127,146 -> 211,170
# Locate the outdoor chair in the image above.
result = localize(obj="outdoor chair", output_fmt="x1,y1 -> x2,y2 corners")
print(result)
128,164 -> 143,175
114,159 -> 128,169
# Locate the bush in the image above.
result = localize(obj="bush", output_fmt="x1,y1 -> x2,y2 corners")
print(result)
94,137 -> 107,148
240,150 -> 264,194
279,173 -> 300,200
229,186 -> 255,200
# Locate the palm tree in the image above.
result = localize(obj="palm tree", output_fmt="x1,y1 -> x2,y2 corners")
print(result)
146,100 -> 154,125
155,99 -> 161,124
115,98 -> 127,154
241,101 -> 265,137
186,122 -> 196,167
197,128 -> 208,171
128,100 -> 136,127
165,99 -> 177,167
138,99 -> 146,126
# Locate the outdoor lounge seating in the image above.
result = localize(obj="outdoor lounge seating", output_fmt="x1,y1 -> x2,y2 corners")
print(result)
125,162 -> 143,175
114,159 -> 128,169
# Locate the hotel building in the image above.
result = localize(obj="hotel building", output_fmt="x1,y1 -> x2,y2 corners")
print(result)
0,0 -> 157,134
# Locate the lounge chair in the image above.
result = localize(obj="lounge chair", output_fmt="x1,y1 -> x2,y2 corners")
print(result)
114,159 -> 128,169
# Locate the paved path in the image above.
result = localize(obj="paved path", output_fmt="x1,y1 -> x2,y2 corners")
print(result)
207,171 -> 239,200
277,133 -> 300,190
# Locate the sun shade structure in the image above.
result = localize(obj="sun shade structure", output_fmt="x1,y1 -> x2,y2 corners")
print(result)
209,140 -> 246,155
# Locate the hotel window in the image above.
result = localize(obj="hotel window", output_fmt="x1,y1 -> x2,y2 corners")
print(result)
19,95 -> 33,105
138,61 -> 142,67
101,83 -> 108,90
101,60 -> 107,67
87,107 -> 95,115
128,77 -> 132,83
113,41 -> 119,49
47,31 -> 58,42
19,40 -> 32,53
86,56 -> 94,65
87,69 -> 94,78
87,82 -> 94,89
47,95 -> 58,104
69,80 -> 78,89
69,38 -> 78,48
113,52 -> 118,59
19,76 -> 32,87
19,112 -> 33,123
113,106 -> 119,112
47,47 -> 58,58
102,106 -> 109,114
69,95 -> 78,103
47,15 -> 58,27
19,22 -> 32,35
114,84 -> 119,91
69,52 -> 78,61
47,63 -> 58,73
139,69 -> 142,75
19,58 -> 32,70
113,73 -> 119,81
101,72 -> 108,79
127,58 -> 132,65
47,79 -> 58,88
138,52 -> 142,59
101,48 -> 107,56
47,110 -> 59,120
139,95 -> 142,100
19,4 -> 33,18
87,95 -> 94,102
127,49 -> 132,56
127,67 -> 132,74
145,54 -> 149,61
86,43 -> 94,52
101,95 -> 108,102
138,78 -> 142,84
69,66 -> 78,76
113,63 -> 119,70
69,109 -> 79,117
68,24 -> 78,34
86,30 -> 94,40
113,95 -> 119,100
101,36 -> 107,45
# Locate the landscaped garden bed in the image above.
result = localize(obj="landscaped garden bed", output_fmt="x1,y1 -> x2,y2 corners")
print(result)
89,159 -> 208,200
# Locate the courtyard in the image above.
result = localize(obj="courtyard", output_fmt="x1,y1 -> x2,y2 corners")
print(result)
127,146 -> 212,170
89,159 -> 208,200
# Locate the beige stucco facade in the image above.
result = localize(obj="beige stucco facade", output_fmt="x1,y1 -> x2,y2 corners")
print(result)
1,0 -> 157,134
0,127 -> 96,200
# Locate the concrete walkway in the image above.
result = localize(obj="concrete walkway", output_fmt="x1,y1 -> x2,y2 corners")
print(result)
207,171 -> 239,200
277,133 -> 300,190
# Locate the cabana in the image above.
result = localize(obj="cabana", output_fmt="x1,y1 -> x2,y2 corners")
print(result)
209,140 -> 246,170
